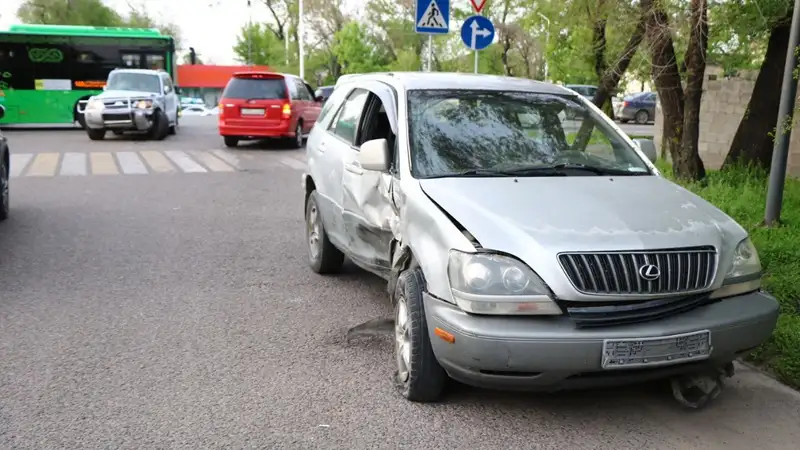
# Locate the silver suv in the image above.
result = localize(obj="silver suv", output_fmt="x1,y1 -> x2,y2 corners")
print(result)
81,68 -> 180,141
302,72 -> 779,404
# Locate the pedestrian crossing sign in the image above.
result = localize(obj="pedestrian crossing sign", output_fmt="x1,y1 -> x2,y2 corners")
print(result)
415,0 -> 450,35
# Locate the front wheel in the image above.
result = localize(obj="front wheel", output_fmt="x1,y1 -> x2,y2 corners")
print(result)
87,128 -> 106,141
291,122 -> 304,149
149,110 -> 170,140
169,111 -> 179,135
394,267 -> 448,402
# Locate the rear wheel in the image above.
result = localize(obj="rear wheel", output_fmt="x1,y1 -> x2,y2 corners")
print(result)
635,109 -> 650,125
305,190 -> 344,274
223,136 -> 239,148
87,128 -> 106,141
0,152 -> 9,221
74,100 -> 87,129
169,110 -> 179,135
292,121 -> 304,149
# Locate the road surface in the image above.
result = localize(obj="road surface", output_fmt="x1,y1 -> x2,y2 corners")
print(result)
0,117 -> 796,450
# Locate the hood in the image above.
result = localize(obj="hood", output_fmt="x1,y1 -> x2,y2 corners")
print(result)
419,175 -> 746,295
94,90 -> 158,100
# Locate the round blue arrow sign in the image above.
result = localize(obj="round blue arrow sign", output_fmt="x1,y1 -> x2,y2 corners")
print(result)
460,15 -> 495,51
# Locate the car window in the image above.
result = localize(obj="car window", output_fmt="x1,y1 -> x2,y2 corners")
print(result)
407,89 -> 651,178
287,78 -> 299,99
161,75 -> 173,93
106,72 -> 161,93
330,88 -> 369,145
221,77 -> 287,100
316,87 -> 351,129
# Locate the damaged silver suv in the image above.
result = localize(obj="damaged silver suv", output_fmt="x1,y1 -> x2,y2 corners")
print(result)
301,72 -> 779,406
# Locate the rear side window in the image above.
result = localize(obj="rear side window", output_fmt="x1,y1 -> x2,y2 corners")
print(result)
222,77 -> 287,100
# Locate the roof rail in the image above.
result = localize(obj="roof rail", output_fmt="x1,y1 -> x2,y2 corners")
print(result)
335,72 -> 395,86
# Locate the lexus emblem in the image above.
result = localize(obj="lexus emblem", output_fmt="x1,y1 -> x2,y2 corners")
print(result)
638,264 -> 661,281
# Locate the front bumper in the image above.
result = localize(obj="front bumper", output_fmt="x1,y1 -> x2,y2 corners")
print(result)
85,108 -> 154,131
425,290 -> 779,392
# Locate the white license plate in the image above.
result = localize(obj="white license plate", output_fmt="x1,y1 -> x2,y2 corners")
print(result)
601,330 -> 712,369
241,108 -> 264,115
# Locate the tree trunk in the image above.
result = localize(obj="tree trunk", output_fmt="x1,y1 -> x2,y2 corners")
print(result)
591,0 -> 615,120
643,0 -> 690,179
573,17 -> 646,150
722,21 -> 791,170
678,0 -> 708,180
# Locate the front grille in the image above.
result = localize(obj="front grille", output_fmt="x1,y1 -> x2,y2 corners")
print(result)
102,99 -> 132,110
102,113 -> 131,121
559,293 -> 720,328
558,246 -> 717,295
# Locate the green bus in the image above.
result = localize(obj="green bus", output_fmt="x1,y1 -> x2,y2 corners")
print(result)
0,24 -> 175,127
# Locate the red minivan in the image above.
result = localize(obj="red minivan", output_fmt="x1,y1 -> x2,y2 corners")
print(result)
218,72 -> 322,148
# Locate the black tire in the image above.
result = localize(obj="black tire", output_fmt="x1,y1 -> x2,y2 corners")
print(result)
393,267 -> 447,402
305,190 -> 344,274
87,128 -> 106,141
0,151 -> 9,222
635,109 -> 650,125
169,111 -> 179,135
149,110 -> 170,140
291,121 -> 304,149
74,101 -> 87,129
223,136 -> 239,148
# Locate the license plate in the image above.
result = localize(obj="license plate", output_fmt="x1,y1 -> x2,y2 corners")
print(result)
241,108 -> 264,115
601,330 -> 712,369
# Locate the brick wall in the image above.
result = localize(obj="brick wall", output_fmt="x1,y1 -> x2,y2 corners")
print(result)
653,68 -> 800,175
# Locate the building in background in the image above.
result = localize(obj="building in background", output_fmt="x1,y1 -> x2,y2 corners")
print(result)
176,64 -> 271,107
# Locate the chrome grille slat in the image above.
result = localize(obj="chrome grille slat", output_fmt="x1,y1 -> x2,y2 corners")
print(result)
558,247 -> 717,296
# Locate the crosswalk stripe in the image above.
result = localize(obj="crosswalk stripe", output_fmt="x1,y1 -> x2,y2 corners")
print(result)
139,151 -> 176,173
194,151 -> 235,172
164,150 -> 207,173
27,152 -> 60,177
90,152 -> 118,175
60,152 -> 87,176
211,149 -> 241,169
280,157 -> 307,171
116,151 -> 148,174
9,153 -> 34,177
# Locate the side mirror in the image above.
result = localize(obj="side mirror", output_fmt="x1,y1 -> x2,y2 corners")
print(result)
0,105 -> 5,120
359,138 -> 390,172
633,138 -> 657,163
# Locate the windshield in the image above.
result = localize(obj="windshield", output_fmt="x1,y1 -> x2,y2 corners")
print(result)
106,72 -> 161,93
407,89 -> 652,178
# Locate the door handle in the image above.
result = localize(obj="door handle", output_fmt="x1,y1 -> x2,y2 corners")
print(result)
316,141 -> 326,153
345,162 -> 363,175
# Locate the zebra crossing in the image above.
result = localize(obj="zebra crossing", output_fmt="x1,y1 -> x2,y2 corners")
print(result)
8,149 -> 308,178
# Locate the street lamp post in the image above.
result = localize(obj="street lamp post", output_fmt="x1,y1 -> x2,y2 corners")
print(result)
537,12 -> 550,82
298,0 -> 305,78
247,0 -> 253,66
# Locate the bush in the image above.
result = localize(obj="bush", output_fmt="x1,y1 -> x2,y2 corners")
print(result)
657,160 -> 800,389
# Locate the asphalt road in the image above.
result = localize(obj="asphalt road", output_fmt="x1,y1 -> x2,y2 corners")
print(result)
1,117 -> 797,450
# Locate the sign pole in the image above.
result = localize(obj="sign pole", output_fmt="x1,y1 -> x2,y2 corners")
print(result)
474,50 -> 478,73
428,35 -> 433,72
461,3 -> 493,75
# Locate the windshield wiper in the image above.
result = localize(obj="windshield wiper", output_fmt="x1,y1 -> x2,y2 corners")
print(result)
501,163 -> 648,176
425,168 -> 567,179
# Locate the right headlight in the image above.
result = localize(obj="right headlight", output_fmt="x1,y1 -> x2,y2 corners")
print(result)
447,250 -> 562,316
710,237 -> 762,299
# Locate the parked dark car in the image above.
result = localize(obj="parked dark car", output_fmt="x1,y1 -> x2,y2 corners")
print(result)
615,91 -> 657,125
314,85 -> 334,104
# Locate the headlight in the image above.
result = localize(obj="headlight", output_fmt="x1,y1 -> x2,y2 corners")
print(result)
135,100 -> 153,109
87,99 -> 104,110
447,250 -> 562,315
710,237 -> 762,299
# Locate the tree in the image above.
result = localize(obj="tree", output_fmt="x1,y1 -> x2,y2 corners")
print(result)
233,23 -> 286,67
17,0 -> 122,26
679,0 -> 709,181
331,22 -> 386,74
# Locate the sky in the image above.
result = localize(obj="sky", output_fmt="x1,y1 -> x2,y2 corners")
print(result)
0,0 -> 349,65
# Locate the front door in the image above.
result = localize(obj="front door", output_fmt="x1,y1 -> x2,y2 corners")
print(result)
340,85 -> 398,273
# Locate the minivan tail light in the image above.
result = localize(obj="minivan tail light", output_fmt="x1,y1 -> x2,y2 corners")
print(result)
282,103 -> 291,119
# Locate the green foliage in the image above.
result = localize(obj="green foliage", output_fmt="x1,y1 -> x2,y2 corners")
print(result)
233,22 -> 287,67
660,162 -> 800,389
332,22 -> 386,74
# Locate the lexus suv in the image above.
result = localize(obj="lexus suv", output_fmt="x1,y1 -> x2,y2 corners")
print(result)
301,72 -> 779,404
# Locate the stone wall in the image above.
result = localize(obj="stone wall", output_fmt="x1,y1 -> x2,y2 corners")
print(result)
653,69 -> 800,175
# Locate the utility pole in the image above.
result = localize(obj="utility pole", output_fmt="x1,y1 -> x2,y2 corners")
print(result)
537,12 -> 550,82
247,0 -> 253,66
764,0 -> 800,226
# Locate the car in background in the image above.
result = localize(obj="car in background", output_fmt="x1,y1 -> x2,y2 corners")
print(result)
565,84 -> 598,100
218,72 -> 323,148
301,72 -> 779,404
615,91 -> 657,125
315,85 -> 335,104
181,104 -> 215,116
0,105 -> 8,221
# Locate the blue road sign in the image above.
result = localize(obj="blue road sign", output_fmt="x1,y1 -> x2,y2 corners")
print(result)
415,0 -> 450,35
460,15 -> 495,51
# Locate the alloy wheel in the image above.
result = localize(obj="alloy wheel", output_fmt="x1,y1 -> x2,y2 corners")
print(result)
307,203 -> 321,262
395,295 -> 411,383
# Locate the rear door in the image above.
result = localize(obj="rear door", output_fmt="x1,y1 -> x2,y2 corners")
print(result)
220,73 -> 289,126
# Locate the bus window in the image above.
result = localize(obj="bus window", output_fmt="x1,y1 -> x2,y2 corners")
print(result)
121,53 -> 141,68
146,54 -> 165,70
